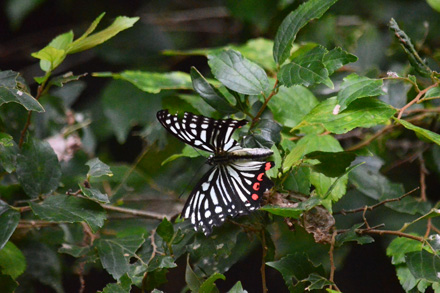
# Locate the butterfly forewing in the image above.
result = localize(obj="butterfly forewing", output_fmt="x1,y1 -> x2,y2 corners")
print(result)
157,109 -> 246,153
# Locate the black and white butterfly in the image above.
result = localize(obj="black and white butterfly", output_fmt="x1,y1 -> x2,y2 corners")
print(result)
157,109 -> 275,235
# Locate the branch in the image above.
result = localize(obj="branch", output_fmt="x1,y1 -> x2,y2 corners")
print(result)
102,204 -> 167,220
397,82 -> 439,119
356,228 -> 424,242
261,229 -> 268,293
250,79 -> 279,128
335,187 -> 419,215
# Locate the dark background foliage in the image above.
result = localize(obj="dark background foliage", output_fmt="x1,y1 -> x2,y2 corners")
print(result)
1,0 -> 440,292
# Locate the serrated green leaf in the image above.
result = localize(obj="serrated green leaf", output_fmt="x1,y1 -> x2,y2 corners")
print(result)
190,67 -> 236,114
67,15 -> 139,54
58,243 -> 90,258
16,140 -> 61,198
156,218 -> 174,244
394,118 -> 440,146
96,235 -> 145,280
243,118 -> 281,148
0,242 -> 26,279
228,281 -> 247,293
79,184 -> 110,203
323,47 -> 358,75
0,137 -> 18,173
389,18 -> 432,77
337,74 -> 384,112
279,45 -> 333,88
0,75 -> 44,111
424,86 -> 440,99
300,97 -> 396,134
49,72 -> 88,87
284,166 -> 311,195
186,257 -> 203,292
335,223 -> 375,246
0,70 -> 18,87
261,196 -> 321,218
268,85 -> 318,128
266,253 -> 325,292
86,158 -> 113,178
306,151 -> 356,178
94,71 -> 193,94
208,49 -> 270,95
273,0 -> 338,65
29,195 -> 106,233
406,250 -> 440,282
386,237 -> 423,265
0,202 -> 20,251
303,273 -> 333,290
200,273 -> 226,292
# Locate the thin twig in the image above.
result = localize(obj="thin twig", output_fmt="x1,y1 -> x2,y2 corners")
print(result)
418,155 -> 428,202
328,230 -> 337,290
102,204 -> 167,220
356,228 -> 424,242
261,229 -> 268,293
345,124 -> 393,151
397,82 -> 439,119
335,187 -> 419,215
250,79 -> 279,128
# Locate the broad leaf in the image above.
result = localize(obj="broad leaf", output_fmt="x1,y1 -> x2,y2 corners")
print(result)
394,118 -> 440,146
279,45 -> 333,88
242,118 -> 281,148
86,158 -> 113,178
0,70 -> 44,112
268,85 -> 318,128
299,97 -> 396,134
156,218 -> 174,244
0,201 -> 20,250
0,136 -> 18,173
29,195 -> 106,233
386,237 -> 423,265
79,184 -> 110,203
94,71 -> 193,94
185,257 -> 203,292
336,74 -> 385,112
323,47 -> 358,75
16,139 -> 61,198
303,273 -> 333,290
190,67 -> 236,114
228,281 -> 246,293
0,242 -> 26,279
208,49 -> 270,95
406,250 -> 440,282
67,15 -> 139,53
199,273 -> 226,292
273,0 -> 338,65
261,196 -> 321,218
306,151 -> 356,178
96,235 -> 145,280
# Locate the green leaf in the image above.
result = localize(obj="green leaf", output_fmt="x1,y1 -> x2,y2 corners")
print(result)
273,0 -> 338,65
58,244 -> 90,258
335,223 -> 375,246
190,67 -> 236,114
427,0 -> 440,12
79,184 -> 110,203
67,15 -> 139,54
323,47 -> 358,75
72,12 -> 106,45
156,218 -> 174,243
23,243 -> 63,293
261,196 -> 321,218
29,195 -> 106,233
336,74 -> 385,112
0,137 -> 18,173
284,166 -> 311,195
96,235 -> 145,280
300,97 -> 396,134
268,85 -> 318,128
199,273 -> 226,292
32,30 -> 73,72
208,49 -> 270,95
0,274 -> 18,292
389,18 -> 432,77
266,253 -> 325,292
49,72 -> 88,87
86,158 -> 113,178
94,71 -> 193,94
279,45 -> 333,88
303,273 -> 333,290
228,281 -> 246,293
0,70 -> 44,112
0,202 -> 19,251
0,242 -> 26,279
386,237 -> 423,265
306,151 -> 356,178
394,118 -> 440,146
161,144 -> 209,165
185,257 -> 203,292
243,118 -> 281,148
406,250 -> 440,282
16,140 -> 61,198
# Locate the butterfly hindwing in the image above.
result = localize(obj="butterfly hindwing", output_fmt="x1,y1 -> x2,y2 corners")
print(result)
183,161 -> 275,235
157,109 -> 246,153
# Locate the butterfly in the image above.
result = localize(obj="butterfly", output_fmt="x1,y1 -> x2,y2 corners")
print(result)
157,109 -> 275,235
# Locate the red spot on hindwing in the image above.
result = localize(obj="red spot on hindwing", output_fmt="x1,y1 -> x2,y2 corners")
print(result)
265,162 -> 272,171
257,173 -> 264,181
252,194 -> 259,201
253,182 -> 260,190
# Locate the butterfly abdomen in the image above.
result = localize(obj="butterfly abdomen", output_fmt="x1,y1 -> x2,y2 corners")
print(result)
208,148 -> 273,165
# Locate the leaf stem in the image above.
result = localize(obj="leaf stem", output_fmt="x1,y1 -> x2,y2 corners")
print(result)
397,82 -> 438,119
251,79 -> 279,128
